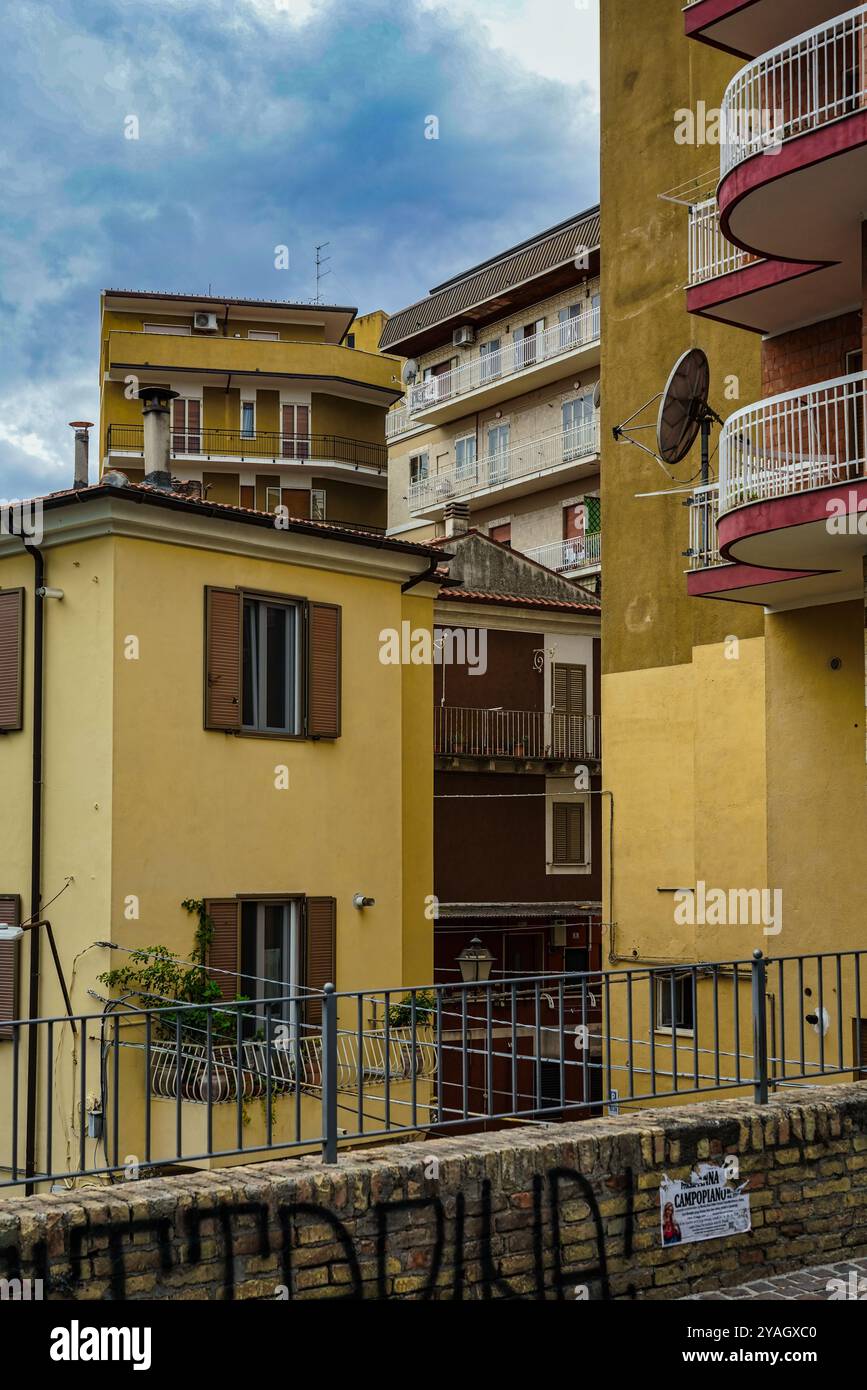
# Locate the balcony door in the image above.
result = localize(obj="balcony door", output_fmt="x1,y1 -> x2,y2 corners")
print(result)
563,394 -> 594,461
171,398 -> 201,454
551,662 -> 587,759
239,900 -> 300,1037
282,403 -> 310,460
487,423 -> 510,485
563,501 -> 586,568
513,319 -> 544,369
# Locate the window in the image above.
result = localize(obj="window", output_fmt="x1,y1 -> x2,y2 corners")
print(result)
241,401 -> 255,438
242,596 -> 301,734
0,589 -> 24,733
552,801 -> 587,866
489,522 -> 511,547
514,319 -> 544,368
346,333 -> 356,349
240,900 -> 300,1035
562,393 -> 594,459
248,330 -> 279,341
143,322 -> 191,335
455,435 -> 477,483
265,486 -> 281,514
551,662 -> 587,758
409,451 -> 429,485
282,403 -> 310,460
479,338 -> 501,383
558,304 -> 583,349
487,423 -> 510,484
172,398 -> 201,453
311,488 -> 327,521
655,973 -> 696,1033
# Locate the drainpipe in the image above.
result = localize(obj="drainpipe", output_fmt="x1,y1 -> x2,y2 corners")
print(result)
22,542 -> 44,1193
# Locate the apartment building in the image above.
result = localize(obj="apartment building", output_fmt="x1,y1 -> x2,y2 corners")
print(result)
429,528 -> 603,1118
380,212 -> 602,593
600,0 -> 867,1095
0,411 -> 439,1186
99,291 -> 401,531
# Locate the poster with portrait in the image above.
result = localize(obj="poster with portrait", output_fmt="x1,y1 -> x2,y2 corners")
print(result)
660,1163 -> 751,1246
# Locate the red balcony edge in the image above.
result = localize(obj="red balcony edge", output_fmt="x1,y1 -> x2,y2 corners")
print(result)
687,561 -> 812,598
717,478 -> 867,558
686,257 -> 825,334
683,0 -> 761,58
718,111 -> 867,262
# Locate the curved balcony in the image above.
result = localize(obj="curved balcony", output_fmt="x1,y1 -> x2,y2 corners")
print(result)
687,369 -> 867,609
684,0 -> 846,61
717,6 -> 867,328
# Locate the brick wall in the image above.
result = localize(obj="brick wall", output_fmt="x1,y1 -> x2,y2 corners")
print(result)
761,312 -> 862,397
2,1083 -> 867,1300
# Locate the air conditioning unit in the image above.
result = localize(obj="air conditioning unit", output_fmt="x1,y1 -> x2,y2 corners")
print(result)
452,325 -> 476,348
193,311 -> 220,333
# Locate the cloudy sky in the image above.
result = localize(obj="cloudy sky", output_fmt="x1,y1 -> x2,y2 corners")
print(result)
0,0 -> 599,499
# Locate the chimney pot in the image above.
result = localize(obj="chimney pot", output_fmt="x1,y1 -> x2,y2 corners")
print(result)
139,387 -> 179,489
444,501 -> 470,539
68,420 -> 94,490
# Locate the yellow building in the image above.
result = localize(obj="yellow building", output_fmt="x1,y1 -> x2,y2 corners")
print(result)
0,473 -> 439,1187
99,291 -> 402,531
601,0 -> 867,1106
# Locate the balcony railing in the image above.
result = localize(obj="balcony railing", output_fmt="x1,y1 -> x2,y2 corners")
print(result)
685,484 -> 723,569
720,5 -> 867,178
435,707 -> 601,761
688,199 -> 762,285
107,424 -> 388,471
408,307 -> 600,415
718,368 -> 867,515
409,419 -> 600,513
385,404 -> 420,441
525,532 -> 602,574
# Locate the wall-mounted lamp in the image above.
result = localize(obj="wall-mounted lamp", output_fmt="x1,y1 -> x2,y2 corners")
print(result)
352,894 -> 375,910
36,587 -> 64,600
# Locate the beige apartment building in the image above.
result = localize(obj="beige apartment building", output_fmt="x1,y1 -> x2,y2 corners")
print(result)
380,211 -> 602,588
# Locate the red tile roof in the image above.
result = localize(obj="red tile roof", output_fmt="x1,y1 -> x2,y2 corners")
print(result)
437,587 -> 600,614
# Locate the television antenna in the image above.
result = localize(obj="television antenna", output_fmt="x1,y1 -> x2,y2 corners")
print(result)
612,348 -> 722,485
314,242 -> 332,304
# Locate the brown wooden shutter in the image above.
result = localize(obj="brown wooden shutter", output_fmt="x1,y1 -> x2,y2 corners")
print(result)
205,899 -> 240,1001
304,897 -> 336,1025
553,802 -> 585,865
0,590 -> 24,733
306,602 -> 341,738
552,662 -> 586,716
0,895 -> 21,1041
204,587 -> 242,731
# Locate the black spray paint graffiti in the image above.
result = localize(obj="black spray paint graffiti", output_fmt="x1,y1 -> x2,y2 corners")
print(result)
0,1167 -> 637,1301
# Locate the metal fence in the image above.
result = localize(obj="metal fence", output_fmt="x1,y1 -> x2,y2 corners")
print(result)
2,950 -> 866,1187
107,424 -> 388,471
434,707 -> 602,761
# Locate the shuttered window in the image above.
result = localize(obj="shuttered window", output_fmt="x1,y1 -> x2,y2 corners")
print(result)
307,603 -> 341,738
204,899 -> 241,1002
204,588 -> 242,731
552,802 -> 586,866
0,589 -> 24,733
552,662 -> 586,717
205,588 -> 341,739
304,897 -> 336,1025
0,895 -> 21,1040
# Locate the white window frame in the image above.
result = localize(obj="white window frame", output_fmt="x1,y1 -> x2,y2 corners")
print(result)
654,972 -> 696,1038
546,779 -> 591,876
455,434 -> 477,483
242,595 -> 302,736
241,899 -> 300,1034
311,487 -> 327,520
409,451 -> 429,485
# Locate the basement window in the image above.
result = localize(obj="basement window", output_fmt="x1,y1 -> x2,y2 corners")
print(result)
242,596 -> 302,735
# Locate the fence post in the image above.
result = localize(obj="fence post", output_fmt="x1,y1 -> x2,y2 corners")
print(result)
751,949 -> 769,1105
321,983 -> 338,1164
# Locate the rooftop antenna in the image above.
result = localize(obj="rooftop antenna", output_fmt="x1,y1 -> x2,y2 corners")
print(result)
612,348 -> 722,485
314,242 -> 332,304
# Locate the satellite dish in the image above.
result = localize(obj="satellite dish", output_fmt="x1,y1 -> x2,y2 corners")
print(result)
592,380 -> 601,412
402,358 -> 419,386
657,349 -> 711,465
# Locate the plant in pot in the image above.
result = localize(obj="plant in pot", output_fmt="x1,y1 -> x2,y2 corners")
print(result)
386,990 -> 436,1078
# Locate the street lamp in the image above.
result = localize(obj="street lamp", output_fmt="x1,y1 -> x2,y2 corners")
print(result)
456,937 -> 495,986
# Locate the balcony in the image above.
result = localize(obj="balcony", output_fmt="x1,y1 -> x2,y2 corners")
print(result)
684,0 -> 845,62
107,424 -> 388,480
409,420 -> 600,517
525,532 -> 602,576
385,403 -> 426,443
105,329 -> 401,407
717,6 -> 867,327
407,308 -> 601,427
435,707 -> 601,766
686,369 -> 867,609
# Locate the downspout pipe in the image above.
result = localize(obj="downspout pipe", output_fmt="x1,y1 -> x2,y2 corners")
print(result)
22,542 -> 44,1193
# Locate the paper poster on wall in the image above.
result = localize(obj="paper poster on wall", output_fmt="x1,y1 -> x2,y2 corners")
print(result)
660,1163 -> 751,1246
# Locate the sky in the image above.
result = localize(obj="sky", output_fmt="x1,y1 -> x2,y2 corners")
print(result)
0,0 -> 600,499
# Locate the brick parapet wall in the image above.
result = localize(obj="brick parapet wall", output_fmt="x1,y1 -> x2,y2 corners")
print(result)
2,1084 -> 867,1300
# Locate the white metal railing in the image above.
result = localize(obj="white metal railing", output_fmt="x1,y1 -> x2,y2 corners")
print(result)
435,707 -> 601,761
718,368 -> 867,514
688,199 -> 762,285
721,5 -> 867,178
525,532 -> 602,573
408,306 -> 600,414
686,484 -> 723,569
409,419 -> 600,512
385,404 -> 417,441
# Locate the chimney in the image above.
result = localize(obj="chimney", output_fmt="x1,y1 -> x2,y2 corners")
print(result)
139,387 -> 179,489
68,421 -> 94,489
444,501 -> 470,539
